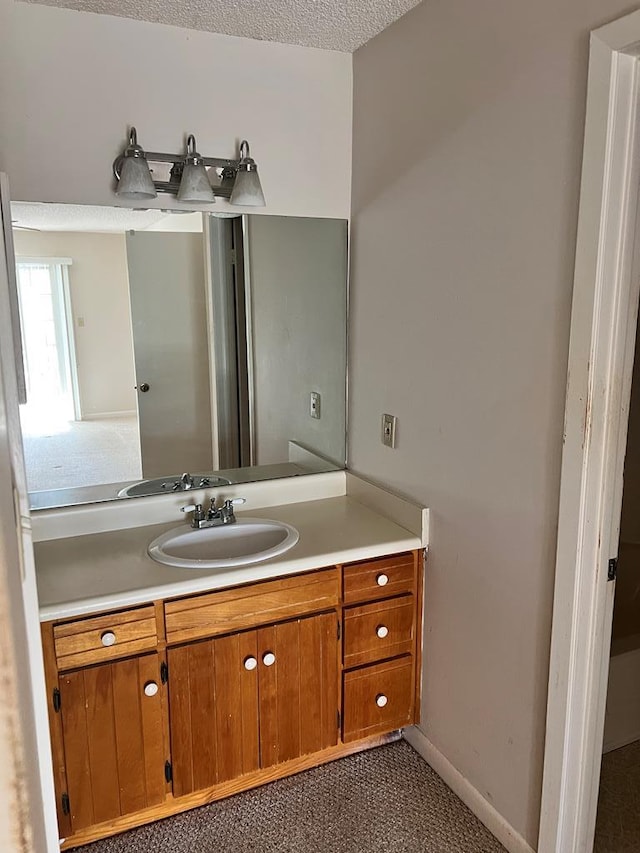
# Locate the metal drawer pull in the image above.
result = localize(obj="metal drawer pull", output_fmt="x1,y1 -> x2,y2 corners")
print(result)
101,631 -> 116,647
376,573 -> 389,586
376,693 -> 388,708
376,625 -> 389,639
244,656 -> 258,671
144,681 -> 158,697
262,652 -> 276,667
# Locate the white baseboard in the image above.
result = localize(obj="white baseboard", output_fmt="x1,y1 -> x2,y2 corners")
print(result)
403,726 -> 536,853
82,410 -> 137,421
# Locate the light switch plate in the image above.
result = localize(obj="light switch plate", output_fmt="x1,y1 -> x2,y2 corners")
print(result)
382,413 -> 397,448
310,391 -> 321,419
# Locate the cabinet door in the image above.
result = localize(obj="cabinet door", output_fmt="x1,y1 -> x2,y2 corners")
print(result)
168,612 -> 339,797
58,653 -> 166,832
168,631 -> 260,798
259,612 -> 339,768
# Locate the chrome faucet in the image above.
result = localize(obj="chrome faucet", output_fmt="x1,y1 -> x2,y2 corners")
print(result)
173,472 -> 194,491
181,497 -> 246,529
172,473 -> 213,491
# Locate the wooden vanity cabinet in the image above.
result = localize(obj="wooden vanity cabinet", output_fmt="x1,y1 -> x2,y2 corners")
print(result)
40,551 -> 423,849
341,551 -> 423,742
168,611 -> 339,797
40,607 -> 170,840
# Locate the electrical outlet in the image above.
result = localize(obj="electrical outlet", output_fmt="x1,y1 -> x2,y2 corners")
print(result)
310,391 -> 321,419
382,414 -> 397,448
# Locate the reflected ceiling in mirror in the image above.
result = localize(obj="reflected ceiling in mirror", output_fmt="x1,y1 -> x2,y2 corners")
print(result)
11,202 -> 348,509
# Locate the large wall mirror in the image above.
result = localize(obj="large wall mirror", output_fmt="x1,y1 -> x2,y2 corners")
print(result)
10,203 -> 348,509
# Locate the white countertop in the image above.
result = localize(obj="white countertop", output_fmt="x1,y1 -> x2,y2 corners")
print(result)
35,495 -> 423,622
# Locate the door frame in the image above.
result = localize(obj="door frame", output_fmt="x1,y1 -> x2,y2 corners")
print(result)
15,256 -> 81,421
539,12 -> 640,853
0,174 -> 59,850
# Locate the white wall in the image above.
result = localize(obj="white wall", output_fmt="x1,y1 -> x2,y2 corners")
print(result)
249,216 -> 347,466
0,0 -> 8,174
13,230 -> 136,418
349,0 -> 635,847
5,3 -> 352,219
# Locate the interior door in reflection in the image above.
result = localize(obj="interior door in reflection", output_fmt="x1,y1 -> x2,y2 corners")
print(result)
126,231 -> 213,479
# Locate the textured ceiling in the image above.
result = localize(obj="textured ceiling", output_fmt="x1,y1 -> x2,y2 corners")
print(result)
11,202 -> 204,233
23,0 -> 422,51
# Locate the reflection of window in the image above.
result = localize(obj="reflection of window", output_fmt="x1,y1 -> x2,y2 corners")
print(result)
15,257 -> 77,422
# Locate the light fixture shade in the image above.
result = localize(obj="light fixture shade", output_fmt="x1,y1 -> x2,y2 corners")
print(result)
116,155 -> 157,199
230,140 -> 265,207
230,169 -> 266,206
177,134 -> 216,204
177,162 -> 216,204
115,127 -> 157,200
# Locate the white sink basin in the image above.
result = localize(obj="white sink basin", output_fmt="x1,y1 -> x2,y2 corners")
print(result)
147,518 -> 299,569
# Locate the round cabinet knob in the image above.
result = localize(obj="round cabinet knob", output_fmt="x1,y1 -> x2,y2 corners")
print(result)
376,573 -> 389,587
136,382 -> 150,393
376,625 -> 389,639
376,694 -> 388,708
244,656 -> 258,671
144,681 -> 159,697
262,652 -> 276,667
100,631 -> 116,647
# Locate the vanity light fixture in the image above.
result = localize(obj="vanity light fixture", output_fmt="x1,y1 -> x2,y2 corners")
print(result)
230,140 -> 266,207
113,127 -> 265,207
113,128 -> 157,200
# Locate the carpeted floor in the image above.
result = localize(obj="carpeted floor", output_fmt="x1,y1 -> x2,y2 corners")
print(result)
21,413 -> 141,491
77,740 -> 506,853
594,739 -> 640,852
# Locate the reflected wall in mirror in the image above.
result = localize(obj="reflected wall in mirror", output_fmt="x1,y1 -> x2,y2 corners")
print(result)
10,203 -> 348,508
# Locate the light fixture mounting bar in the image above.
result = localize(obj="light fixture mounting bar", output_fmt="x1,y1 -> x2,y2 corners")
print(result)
144,151 -> 239,170
153,180 -> 233,199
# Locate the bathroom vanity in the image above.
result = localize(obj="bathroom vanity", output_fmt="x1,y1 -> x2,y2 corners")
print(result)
33,480 -> 427,849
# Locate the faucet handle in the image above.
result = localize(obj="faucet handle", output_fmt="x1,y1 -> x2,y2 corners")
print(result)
181,503 -> 205,517
221,497 -> 246,523
224,498 -> 246,508
181,503 -> 205,528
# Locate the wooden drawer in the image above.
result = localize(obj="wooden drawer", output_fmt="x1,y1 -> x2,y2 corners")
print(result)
53,606 -> 158,670
343,595 -> 415,668
165,568 -> 340,644
343,552 -> 416,605
342,656 -> 414,742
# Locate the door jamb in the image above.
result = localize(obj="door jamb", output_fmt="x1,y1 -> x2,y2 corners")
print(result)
539,13 -> 640,853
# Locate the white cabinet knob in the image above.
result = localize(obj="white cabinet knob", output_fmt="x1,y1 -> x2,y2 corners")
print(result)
244,656 -> 258,671
376,694 -> 388,708
376,573 -> 389,586
144,681 -> 158,697
262,652 -> 276,667
376,625 -> 389,639
101,631 -> 116,647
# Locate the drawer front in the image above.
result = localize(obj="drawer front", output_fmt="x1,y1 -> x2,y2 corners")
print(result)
342,656 -> 414,742
53,606 -> 158,670
165,568 -> 340,644
343,552 -> 415,605
343,595 -> 415,668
